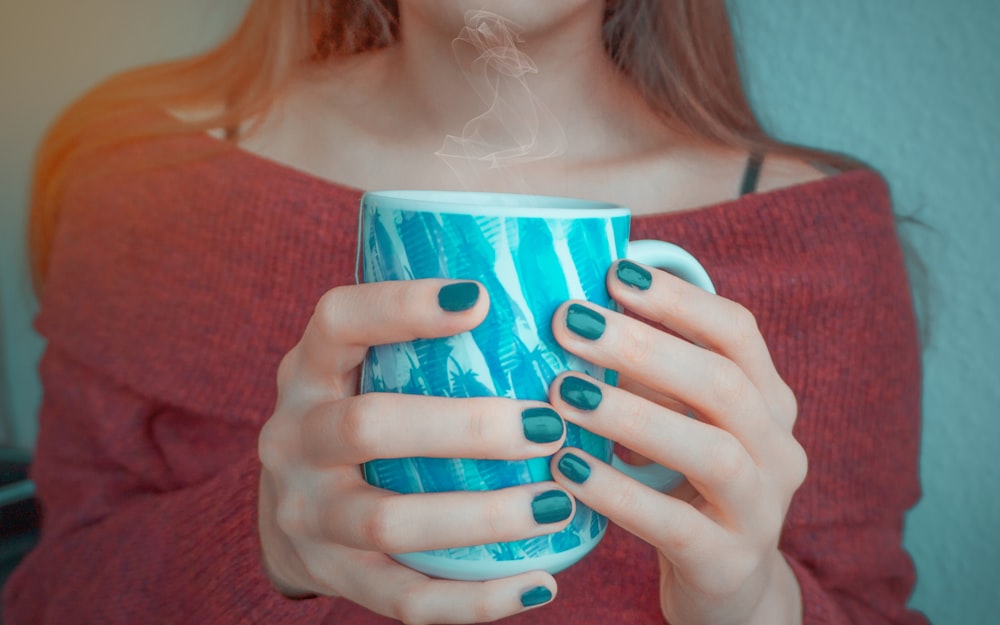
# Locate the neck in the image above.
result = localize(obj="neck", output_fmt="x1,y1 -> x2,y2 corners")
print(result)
377,5 -> 664,167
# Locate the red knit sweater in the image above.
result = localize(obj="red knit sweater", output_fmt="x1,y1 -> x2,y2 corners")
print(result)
4,131 -> 928,624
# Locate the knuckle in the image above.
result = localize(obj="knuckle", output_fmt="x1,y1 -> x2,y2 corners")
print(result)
337,395 -> 382,452
724,302 -> 761,351
257,419 -> 285,470
618,324 -> 655,366
661,513 -> 700,555
618,398 -> 652,441
472,594 -> 504,622
784,438 -> 809,489
706,433 -> 750,485
484,496 -> 512,540
776,381 -> 799,423
612,480 -> 643,517
259,412 -> 310,472
313,288 -> 348,335
362,496 -> 406,553
464,400 -> 501,452
708,359 -> 750,407
274,492 -> 308,539
656,277 -> 690,318
275,349 -> 300,390
391,582 -> 431,625
383,284 -> 413,321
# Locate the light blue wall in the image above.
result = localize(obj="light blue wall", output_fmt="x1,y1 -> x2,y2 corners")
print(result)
730,2 -> 1000,624
1,2 -> 997,624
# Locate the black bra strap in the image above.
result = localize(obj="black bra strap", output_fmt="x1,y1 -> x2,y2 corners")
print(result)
740,151 -> 765,196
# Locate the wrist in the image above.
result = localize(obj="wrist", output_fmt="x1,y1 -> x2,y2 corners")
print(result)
744,551 -> 803,625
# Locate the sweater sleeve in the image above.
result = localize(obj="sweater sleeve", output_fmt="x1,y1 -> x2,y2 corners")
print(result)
769,179 -> 929,625
784,525 -> 927,625
2,348 -> 337,624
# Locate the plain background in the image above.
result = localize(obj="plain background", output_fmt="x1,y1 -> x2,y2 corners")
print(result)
1,1 -> 997,623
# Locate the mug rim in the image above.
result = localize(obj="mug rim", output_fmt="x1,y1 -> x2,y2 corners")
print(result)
362,189 -> 630,219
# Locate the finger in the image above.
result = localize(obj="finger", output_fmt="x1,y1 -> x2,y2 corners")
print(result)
308,482 -> 576,555
618,374 -> 690,416
298,280 -> 489,383
301,395 -> 566,465
608,261 -> 797,425
614,375 -> 689,469
552,374 -> 760,514
551,448 -> 726,573
331,551 -> 557,624
553,301 -> 778,461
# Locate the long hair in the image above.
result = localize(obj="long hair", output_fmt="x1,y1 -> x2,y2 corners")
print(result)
28,0 -> 855,288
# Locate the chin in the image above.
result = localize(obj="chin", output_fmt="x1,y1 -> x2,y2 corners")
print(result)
397,0 -> 604,40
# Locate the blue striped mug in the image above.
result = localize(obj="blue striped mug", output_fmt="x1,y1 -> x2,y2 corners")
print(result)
357,190 -> 715,581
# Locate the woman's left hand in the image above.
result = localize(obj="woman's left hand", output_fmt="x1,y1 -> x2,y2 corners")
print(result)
549,260 -> 808,625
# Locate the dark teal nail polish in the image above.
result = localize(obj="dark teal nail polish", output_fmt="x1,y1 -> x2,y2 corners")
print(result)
438,282 -> 479,312
617,260 -> 652,290
522,407 -> 564,444
557,453 -> 591,484
531,490 -> 573,525
559,376 -> 602,411
521,586 -> 553,607
565,304 -> 605,340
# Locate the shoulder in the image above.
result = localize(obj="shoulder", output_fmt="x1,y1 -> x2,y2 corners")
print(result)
745,154 -> 893,227
751,153 -> 890,209
754,154 -> 832,194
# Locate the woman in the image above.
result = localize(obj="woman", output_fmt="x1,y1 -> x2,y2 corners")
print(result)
4,1 -> 928,623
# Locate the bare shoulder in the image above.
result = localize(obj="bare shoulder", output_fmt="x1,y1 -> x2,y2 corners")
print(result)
755,154 -> 832,193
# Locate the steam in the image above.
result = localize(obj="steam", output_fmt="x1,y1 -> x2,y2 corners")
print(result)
435,10 -> 567,190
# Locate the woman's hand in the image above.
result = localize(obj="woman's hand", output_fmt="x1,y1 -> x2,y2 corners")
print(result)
257,280 -> 572,624
549,260 -> 808,625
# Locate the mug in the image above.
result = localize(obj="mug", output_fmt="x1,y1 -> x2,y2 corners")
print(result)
357,190 -> 715,581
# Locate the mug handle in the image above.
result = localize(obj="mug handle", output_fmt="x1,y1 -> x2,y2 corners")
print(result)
608,239 -> 716,492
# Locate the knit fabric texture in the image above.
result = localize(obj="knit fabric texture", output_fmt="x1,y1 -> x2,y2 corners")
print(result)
3,131 -> 929,624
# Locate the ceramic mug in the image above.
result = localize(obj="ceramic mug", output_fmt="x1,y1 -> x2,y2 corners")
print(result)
356,190 -> 715,581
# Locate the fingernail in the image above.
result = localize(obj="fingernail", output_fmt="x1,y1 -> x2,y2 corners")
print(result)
565,304 -> 605,340
617,260 -> 652,290
557,453 -> 592,484
522,407 -> 564,444
438,282 -> 479,312
531,490 -> 573,525
521,585 -> 553,607
559,376 -> 602,411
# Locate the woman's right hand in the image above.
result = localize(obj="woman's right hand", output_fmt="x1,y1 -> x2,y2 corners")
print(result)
257,280 -> 572,624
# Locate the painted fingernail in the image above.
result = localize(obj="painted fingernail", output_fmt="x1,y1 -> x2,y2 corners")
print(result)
531,490 -> 573,525
617,260 -> 652,290
559,376 -> 602,411
438,282 -> 480,312
557,453 -> 591,484
522,407 -> 564,444
521,585 -> 553,607
565,304 -> 605,340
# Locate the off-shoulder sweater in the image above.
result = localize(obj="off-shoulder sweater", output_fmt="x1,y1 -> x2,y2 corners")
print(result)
3,130 -> 929,625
